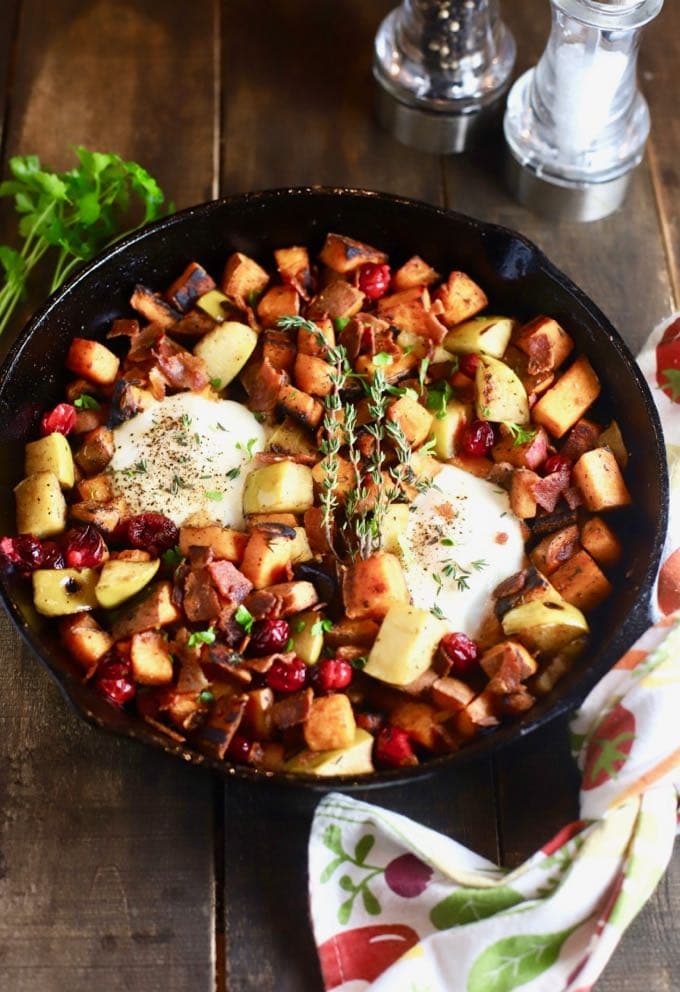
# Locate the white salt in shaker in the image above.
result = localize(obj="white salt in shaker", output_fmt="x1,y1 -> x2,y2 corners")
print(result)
504,0 -> 663,221
374,1 -> 516,153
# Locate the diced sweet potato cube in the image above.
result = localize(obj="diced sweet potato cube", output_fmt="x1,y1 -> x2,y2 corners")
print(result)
60,612 -> 113,675
262,329 -> 296,373
240,528 -> 295,589
354,350 -> 421,380
532,357 -> 601,439
559,418 -> 601,462
247,513 -> 299,529
251,580 -> 319,617
480,640 -> 538,694
294,352 -> 333,397
256,285 -> 300,327
456,689 -> 499,738
303,506 -> 333,555
580,516 -> 622,568
130,285 -> 181,327
243,687 -> 275,740
312,455 -> 357,502
550,549 -> 613,611
221,252 -> 270,306
112,549 -> 152,562
278,384 -> 324,429
69,500 -> 122,536
179,525 -> 248,563
515,316 -> 573,374
74,426 -> 114,474
510,468 -> 539,518
572,448 -> 631,511
430,676 -> 475,712
435,271 -> 488,327
130,630 -> 174,685
297,317 -> 335,356
75,473 -> 114,502
165,262 -> 216,312
272,687 -> 313,730
319,233 -> 387,274
392,255 -> 439,291
307,280 -> 365,320
390,701 -> 445,750
303,693 -> 356,751
66,338 -> 120,386
111,581 -> 181,639
274,245 -> 314,299
530,525 -> 580,575
342,553 -> 409,621
492,426 -> 548,470
386,395 -> 433,448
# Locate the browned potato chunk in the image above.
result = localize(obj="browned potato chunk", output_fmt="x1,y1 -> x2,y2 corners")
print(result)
392,255 -> 439,291
69,500 -> 122,536
386,395 -> 434,448
514,316 -> 574,374
342,552 -> 409,621
221,252 -> 269,306
66,338 -> 120,385
532,357 -> 601,438
560,418 -> 601,462
325,617 -> 380,649
434,271 -> 488,327
572,448 -> 631,511
257,285 -> 300,327
75,473 -> 114,503
179,525 -> 249,563
274,245 -> 314,299
111,581 -> 181,639
294,352 -> 333,397
580,516 -> 622,568
130,630 -> 174,685
319,233 -> 387,273
550,549 -> 613,612
60,612 -> 113,675
303,694 -> 356,751
530,525 -> 580,576
74,426 -> 114,474
243,687 -> 275,740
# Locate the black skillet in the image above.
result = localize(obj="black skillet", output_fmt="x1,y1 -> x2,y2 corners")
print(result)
0,188 -> 668,789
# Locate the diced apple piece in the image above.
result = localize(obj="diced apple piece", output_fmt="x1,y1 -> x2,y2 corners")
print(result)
193,320 -> 258,387
221,252 -> 269,306
33,568 -> 98,616
428,400 -> 470,459
25,433 -> 74,489
435,271 -> 488,327
532,356 -> 601,438
267,418 -> 318,461
15,471 -> 67,537
242,687 -> 275,740
60,612 -> 113,674
319,233 -> 387,273
381,504 -> 410,554
444,316 -> 515,359
95,558 -> 160,609
580,516 -> 622,568
392,255 -> 439,291
294,352 -> 333,397
510,468 -> 539,519
289,609 -> 325,665
501,597 -> 589,654
178,525 -> 249,563
475,355 -> 530,424
515,316 -> 574,374
284,728 -> 374,776
365,604 -> 447,686
304,694 -> 356,751
550,549 -> 613,612
386,395 -> 433,448
195,289 -> 233,323
598,420 -> 628,468
572,448 -> 631,511
290,527 -> 313,564
242,461 -> 314,515
66,338 -> 120,385
130,630 -> 174,685
343,553 -> 409,621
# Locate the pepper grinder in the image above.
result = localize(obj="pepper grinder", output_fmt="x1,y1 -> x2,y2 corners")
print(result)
374,1 -> 516,154
504,0 -> 664,222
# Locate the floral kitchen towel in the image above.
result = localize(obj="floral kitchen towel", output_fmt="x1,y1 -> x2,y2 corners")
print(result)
308,314 -> 680,991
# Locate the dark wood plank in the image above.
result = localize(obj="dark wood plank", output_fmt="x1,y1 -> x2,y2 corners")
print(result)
0,0 -> 19,155
0,2 -> 219,988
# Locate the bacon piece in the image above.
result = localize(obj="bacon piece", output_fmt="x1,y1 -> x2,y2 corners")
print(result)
183,568 -> 222,622
108,317 -> 140,340
243,358 -> 289,414
533,464 -> 571,513
207,560 -> 253,603
242,589 -> 279,620
127,323 -> 166,362
195,694 -> 248,759
272,688 -> 313,730
154,347 -> 210,391
243,651 -> 296,674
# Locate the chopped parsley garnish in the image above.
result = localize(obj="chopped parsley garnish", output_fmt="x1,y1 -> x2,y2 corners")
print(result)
199,689 -> 215,703
247,289 -> 260,308
170,474 -> 189,495
350,655 -> 368,670
311,618 -> 333,636
187,628 -> 216,649
426,381 -> 453,419
285,637 -> 295,652
479,405 -> 491,418
226,467 -> 241,481
440,537 -> 456,547
74,393 -> 100,410
372,351 -> 393,367
293,619 -> 307,633
334,316 -> 350,334
214,422 -> 227,432
418,357 -> 430,393
236,437 -> 258,459
204,490 -> 223,501
180,413 -> 192,429
162,546 -> 183,568
254,412 -> 267,423
209,377 -> 222,390
234,604 -> 254,634
506,422 -> 538,446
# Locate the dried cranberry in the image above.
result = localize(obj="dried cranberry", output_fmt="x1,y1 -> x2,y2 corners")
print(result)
374,726 -> 417,768
459,353 -> 480,378
0,535 -> 45,575
358,263 -> 391,301
440,632 -> 479,676
40,402 -> 76,437
126,513 -> 178,556
64,525 -> 107,568
248,619 -> 290,656
94,657 -> 136,707
266,656 -> 308,694
460,419 -> 495,457
315,658 -> 353,692
41,541 -> 65,569
227,733 -> 252,764
543,454 -> 572,476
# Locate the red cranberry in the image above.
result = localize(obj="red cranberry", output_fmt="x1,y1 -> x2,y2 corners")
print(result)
41,541 -> 65,569
315,658 -> 353,692
248,619 -> 290,656
440,632 -> 479,676
0,535 -> 45,575
543,454 -> 572,476
64,525 -> 106,568
40,402 -> 76,437
227,733 -> 253,764
375,726 -> 417,768
358,263 -> 391,301
460,419 -> 495,457
126,513 -> 178,556
459,353 -> 480,378
266,656 -> 308,694
94,657 -> 136,706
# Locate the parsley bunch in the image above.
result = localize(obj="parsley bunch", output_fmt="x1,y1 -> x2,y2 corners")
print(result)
0,146 -> 168,335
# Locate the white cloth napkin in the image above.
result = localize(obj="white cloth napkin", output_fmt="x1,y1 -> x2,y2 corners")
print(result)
308,315 -> 680,992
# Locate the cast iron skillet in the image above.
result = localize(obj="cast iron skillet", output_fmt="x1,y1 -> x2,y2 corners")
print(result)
0,188 -> 668,790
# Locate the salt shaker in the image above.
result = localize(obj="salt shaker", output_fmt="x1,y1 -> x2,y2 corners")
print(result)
504,0 -> 664,222
374,1 -> 516,153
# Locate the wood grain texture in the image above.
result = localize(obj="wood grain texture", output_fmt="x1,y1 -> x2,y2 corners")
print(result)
0,2 -> 219,989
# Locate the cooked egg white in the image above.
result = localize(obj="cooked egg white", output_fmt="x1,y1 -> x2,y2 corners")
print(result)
109,393 -> 267,528
397,464 -> 525,637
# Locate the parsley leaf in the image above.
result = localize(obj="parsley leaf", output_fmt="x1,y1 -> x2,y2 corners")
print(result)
372,351 -> 393,367
293,619 -> 307,633
234,604 -> 254,634
350,655 -> 368,671
311,618 -> 333,636
209,377 -> 222,390
426,381 -> 453,419
187,628 -> 216,649
334,316 -> 350,334
199,689 -> 215,704
204,490 -> 223,501
74,393 -> 100,410
162,546 -> 183,568
506,422 -> 538,446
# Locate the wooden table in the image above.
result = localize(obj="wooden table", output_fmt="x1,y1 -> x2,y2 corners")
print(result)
0,3 -> 677,990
